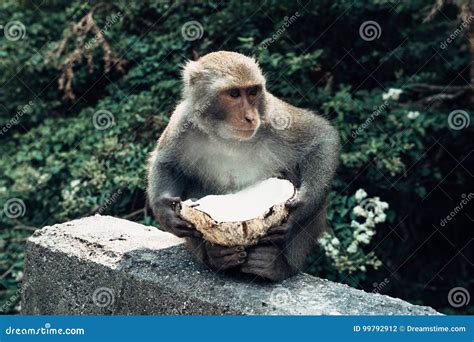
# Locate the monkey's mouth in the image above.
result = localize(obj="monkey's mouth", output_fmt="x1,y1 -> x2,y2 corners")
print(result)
230,126 -> 257,139
218,123 -> 259,141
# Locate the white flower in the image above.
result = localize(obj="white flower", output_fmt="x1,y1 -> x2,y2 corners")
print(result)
39,174 -> 49,183
374,213 -> 386,224
406,111 -> 420,120
354,231 -> 371,244
347,242 -> 358,254
331,237 -> 340,246
365,217 -> 376,228
352,205 -> 366,217
61,189 -> 72,201
382,88 -> 403,101
318,232 -> 331,246
70,179 -> 81,188
351,220 -> 364,229
355,188 -> 367,201
14,271 -> 24,282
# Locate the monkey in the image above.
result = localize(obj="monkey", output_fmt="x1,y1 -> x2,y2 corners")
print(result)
147,51 -> 339,281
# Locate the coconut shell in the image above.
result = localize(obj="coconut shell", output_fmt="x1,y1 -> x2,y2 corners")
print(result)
178,178 -> 295,246
180,202 -> 289,246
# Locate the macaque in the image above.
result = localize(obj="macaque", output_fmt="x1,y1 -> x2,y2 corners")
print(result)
147,51 -> 339,281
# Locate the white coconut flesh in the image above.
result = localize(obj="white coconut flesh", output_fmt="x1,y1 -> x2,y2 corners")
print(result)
179,177 -> 296,246
182,178 -> 295,222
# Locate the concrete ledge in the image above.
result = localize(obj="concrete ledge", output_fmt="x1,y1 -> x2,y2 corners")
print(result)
21,215 -> 440,315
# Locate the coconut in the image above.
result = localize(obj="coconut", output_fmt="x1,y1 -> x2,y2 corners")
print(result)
179,178 -> 296,246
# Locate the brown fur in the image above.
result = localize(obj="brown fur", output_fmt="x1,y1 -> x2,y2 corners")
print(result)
147,51 -> 340,281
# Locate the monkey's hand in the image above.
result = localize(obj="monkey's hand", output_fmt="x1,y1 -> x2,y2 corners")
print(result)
153,196 -> 202,239
205,242 -> 247,271
240,245 -> 292,281
257,198 -> 303,245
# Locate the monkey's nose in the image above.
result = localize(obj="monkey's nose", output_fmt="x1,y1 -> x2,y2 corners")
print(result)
244,113 -> 256,124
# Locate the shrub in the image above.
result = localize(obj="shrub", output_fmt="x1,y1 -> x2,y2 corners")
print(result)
1,0 -> 471,314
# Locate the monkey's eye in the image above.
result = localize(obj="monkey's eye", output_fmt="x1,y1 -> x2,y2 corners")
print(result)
228,88 -> 241,98
247,86 -> 259,97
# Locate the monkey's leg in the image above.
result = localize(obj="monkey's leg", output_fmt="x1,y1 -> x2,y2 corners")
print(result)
185,237 -> 207,264
285,206 -> 327,273
240,245 -> 294,281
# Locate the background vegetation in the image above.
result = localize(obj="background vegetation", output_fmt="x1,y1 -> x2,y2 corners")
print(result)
0,0 -> 472,314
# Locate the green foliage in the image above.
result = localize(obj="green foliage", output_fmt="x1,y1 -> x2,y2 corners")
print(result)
1,0 -> 472,314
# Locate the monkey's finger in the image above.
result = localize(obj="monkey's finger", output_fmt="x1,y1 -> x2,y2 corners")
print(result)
169,216 -> 195,230
170,219 -> 202,238
266,224 -> 290,236
160,196 -> 181,204
173,226 -> 202,238
207,245 -> 245,257
159,196 -> 182,210
221,259 -> 246,270
285,197 -> 304,210
242,257 -> 270,269
223,252 -> 247,264
248,245 -> 278,254
258,234 -> 286,245
246,249 -> 278,263
215,259 -> 244,271
211,252 -> 246,270
170,223 -> 200,238
241,264 -> 272,279
259,224 -> 289,244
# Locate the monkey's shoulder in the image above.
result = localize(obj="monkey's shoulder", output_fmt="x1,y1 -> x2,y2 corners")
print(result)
265,93 -> 333,141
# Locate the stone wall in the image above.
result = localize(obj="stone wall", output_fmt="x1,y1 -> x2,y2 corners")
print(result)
21,215 -> 440,315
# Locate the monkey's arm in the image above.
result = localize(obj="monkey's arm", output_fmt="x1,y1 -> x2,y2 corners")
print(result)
295,115 -> 340,218
270,114 -> 339,247
148,148 -> 247,269
147,149 -> 202,239
263,113 -> 339,228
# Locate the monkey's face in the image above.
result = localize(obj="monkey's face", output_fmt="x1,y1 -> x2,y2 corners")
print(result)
216,85 -> 262,141
182,51 -> 267,141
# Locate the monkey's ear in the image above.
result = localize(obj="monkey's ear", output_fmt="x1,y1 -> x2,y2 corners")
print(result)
182,60 -> 204,87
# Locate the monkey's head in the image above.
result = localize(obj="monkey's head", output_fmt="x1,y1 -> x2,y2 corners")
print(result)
182,51 -> 266,141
